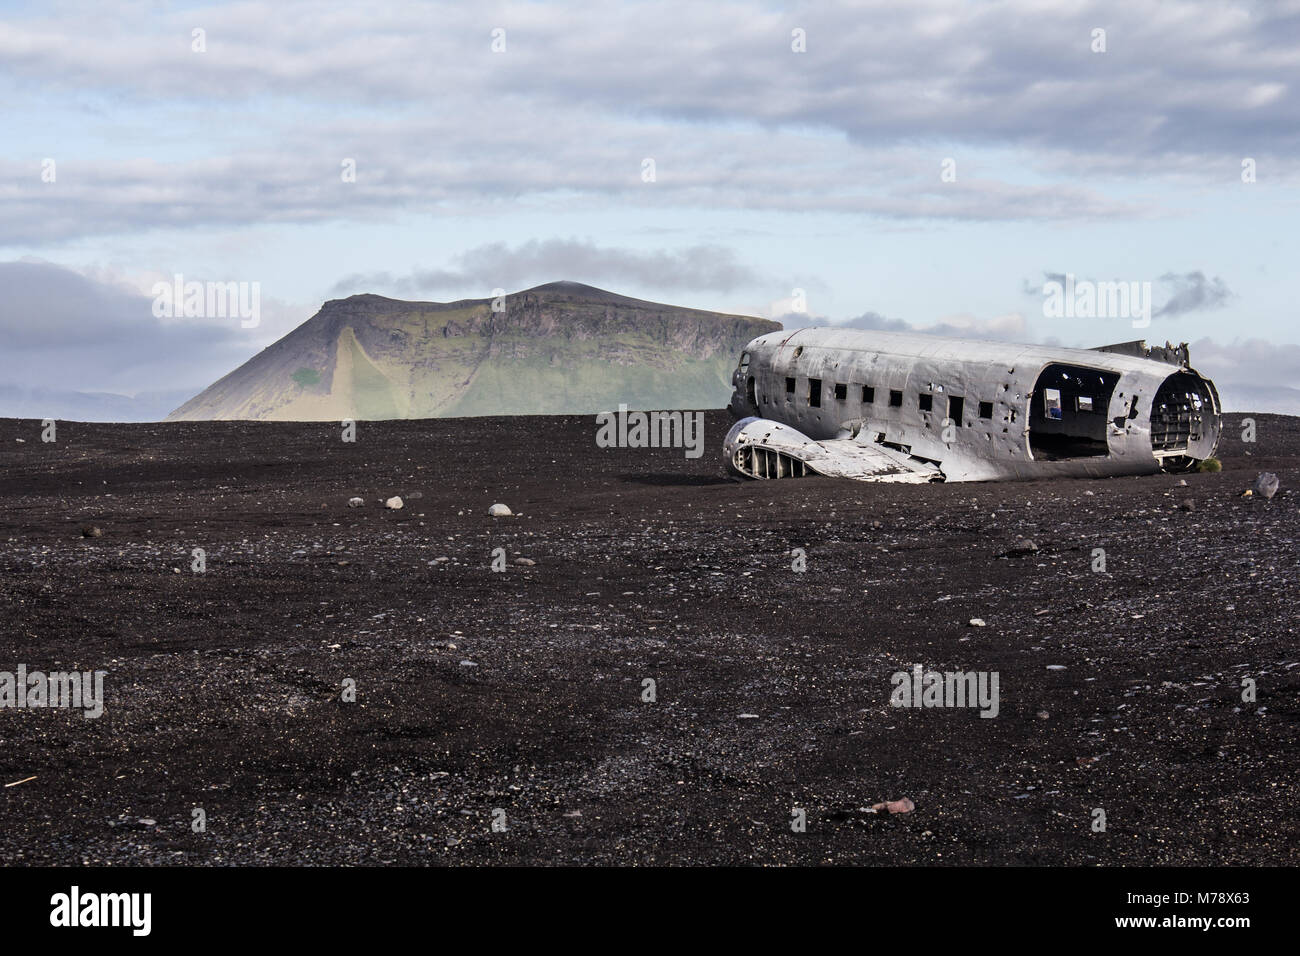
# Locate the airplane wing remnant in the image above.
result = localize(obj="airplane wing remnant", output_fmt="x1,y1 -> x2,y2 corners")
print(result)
724,417 -> 941,482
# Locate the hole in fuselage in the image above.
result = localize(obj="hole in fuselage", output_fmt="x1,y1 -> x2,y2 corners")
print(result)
1028,363 -> 1119,460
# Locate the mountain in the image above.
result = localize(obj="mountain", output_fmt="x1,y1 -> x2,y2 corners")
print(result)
165,281 -> 779,421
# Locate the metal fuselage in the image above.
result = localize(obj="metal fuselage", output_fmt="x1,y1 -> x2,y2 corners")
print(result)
726,328 -> 1221,482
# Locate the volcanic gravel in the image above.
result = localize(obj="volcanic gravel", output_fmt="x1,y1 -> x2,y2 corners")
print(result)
0,411 -> 1297,865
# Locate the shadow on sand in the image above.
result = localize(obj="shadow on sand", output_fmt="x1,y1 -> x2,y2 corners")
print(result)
618,472 -> 735,487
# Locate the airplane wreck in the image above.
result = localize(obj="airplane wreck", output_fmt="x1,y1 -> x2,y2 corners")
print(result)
724,329 -> 1221,482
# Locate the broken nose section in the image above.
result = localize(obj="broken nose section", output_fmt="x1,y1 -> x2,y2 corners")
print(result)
723,417 -> 942,482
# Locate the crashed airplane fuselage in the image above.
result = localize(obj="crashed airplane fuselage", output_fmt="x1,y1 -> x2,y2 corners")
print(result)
725,328 -> 1221,483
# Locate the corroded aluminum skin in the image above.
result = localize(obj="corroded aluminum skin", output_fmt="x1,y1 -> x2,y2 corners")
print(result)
726,327 -> 1221,482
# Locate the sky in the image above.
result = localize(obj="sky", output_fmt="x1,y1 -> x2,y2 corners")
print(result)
2,0 -> 1299,418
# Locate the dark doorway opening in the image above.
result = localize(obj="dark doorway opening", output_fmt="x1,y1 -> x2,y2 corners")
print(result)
1028,363 -> 1119,459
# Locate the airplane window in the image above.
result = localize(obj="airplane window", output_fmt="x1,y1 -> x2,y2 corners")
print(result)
919,393 -> 933,412
1044,388 -> 1063,421
834,383 -> 847,400
978,401 -> 994,419
739,352 -> 750,374
889,390 -> 903,407
862,386 -> 875,403
948,396 -> 964,424
786,377 -> 795,394
1077,396 -> 1094,412
809,378 -> 822,408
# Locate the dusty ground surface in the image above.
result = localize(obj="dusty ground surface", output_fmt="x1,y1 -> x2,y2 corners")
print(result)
0,411 -> 1296,866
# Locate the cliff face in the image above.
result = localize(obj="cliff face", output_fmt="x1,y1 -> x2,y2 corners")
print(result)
165,281 -> 781,421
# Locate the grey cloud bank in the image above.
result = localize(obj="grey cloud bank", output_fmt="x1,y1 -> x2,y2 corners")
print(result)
331,240 -> 765,297
2,1 -> 1298,242
0,261 -> 285,416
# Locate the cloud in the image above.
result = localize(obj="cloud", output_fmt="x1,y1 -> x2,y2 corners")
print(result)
6,1 -> 1299,166
1188,336 -> 1300,413
0,259 -> 156,349
1154,271 -> 1234,317
5,0 -> 1298,243
831,308 -> 1028,341
330,240 -> 765,295
836,311 -> 914,332
0,260 -> 276,398
1026,270 -> 1234,318
1189,336 -> 1300,389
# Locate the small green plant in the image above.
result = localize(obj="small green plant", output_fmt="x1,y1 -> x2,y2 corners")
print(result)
1196,457 -> 1222,473
291,367 -> 321,387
